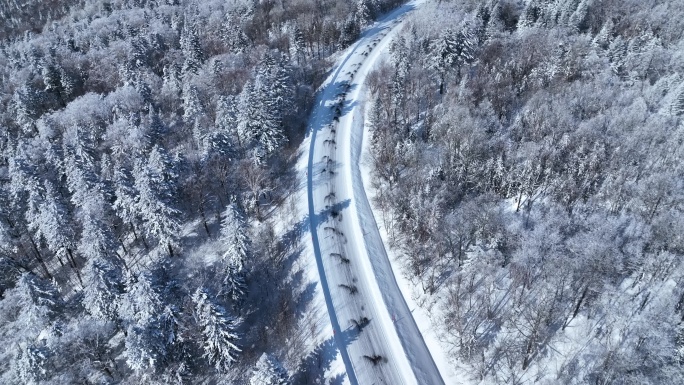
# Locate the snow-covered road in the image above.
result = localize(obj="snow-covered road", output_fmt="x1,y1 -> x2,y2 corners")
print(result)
304,1 -> 445,384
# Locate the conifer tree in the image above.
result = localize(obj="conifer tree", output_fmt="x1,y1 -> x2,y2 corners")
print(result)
11,343 -> 51,385
220,203 -> 249,303
133,147 -> 181,256
181,18 -> 203,75
81,256 -> 124,321
192,287 -> 241,372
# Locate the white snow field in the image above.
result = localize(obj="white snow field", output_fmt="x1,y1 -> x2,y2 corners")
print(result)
300,1 -> 445,384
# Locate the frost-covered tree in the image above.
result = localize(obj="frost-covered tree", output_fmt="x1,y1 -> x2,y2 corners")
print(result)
237,60 -> 291,163
211,95 -> 239,156
2,273 -> 62,328
133,147 -> 181,256
11,83 -> 44,134
33,182 -> 80,281
192,287 -> 241,372
119,272 -> 162,326
355,0 -> 374,28
180,18 -> 204,75
249,353 -> 290,385
10,343 -> 51,385
81,257 -> 124,321
221,203 -> 249,267
123,302 -> 180,376
220,203 -> 249,303
429,27 -> 475,94
113,164 -> 147,248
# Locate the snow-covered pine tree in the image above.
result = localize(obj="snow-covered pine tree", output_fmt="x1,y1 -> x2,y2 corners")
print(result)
162,63 -> 183,99
123,303 -> 180,376
192,287 -> 241,372
81,256 -> 124,321
220,203 -> 249,303
247,100 -> 281,160
222,23 -> 250,54
429,26 -> 475,94
35,182 -> 80,282
210,95 -> 239,158
9,273 -> 62,324
237,72 -> 285,163
220,203 -> 249,267
119,272 -> 162,327
22,179 -> 54,279
133,146 -> 181,257
340,17 -> 360,47
63,149 -> 102,212
10,342 -> 51,385
12,83 -> 44,134
182,84 -> 206,151
0,256 -> 21,297
145,105 -> 168,149
113,164 -> 145,247
182,84 -> 204,124
288,25 -> 306,64
249,352 -> 290,385
124,324 -> 161,375
260,55 -> 294,125
355,0 -> 374,28
180,18 -> 204,75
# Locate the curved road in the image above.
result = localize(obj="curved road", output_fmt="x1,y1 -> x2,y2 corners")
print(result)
306,1 -> 445,384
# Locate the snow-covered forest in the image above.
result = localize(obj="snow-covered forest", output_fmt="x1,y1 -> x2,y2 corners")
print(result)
366,0 -> 684,383
0,0 -> 403,383
3,0 -> 684,383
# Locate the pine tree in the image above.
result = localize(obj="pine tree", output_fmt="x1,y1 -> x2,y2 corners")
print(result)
237,72 -> 286,163
124,324 -> 160,375
192,287 -> 241,372
12,83 -> 44,134
81,256 -> 124,321
40,56 -> 66,107
220,203 -> 249,267
162,64 -> 182,98
35,182 -> 80,281
355,0 -> 373,28
180,18 -> 203,75
11,342 -> 51,384
133,147 -> 181,256
113,164 -> 145,247
340,17 -> 360,47
0,256 -> 21,297
220,203 -> 249,303
250,353 -> 290,385
289,26 -> 306,64
8,144 -> 54,279
212,95 -> 239,157
182,84 -> 204,124
123,304 -> 180,375
11,273 -> 62,323
119,272 -> 162,326
223,23 -> 250,54
429,27 -> 475,94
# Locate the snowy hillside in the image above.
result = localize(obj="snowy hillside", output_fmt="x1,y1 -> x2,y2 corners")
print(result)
1,0 -> 683,384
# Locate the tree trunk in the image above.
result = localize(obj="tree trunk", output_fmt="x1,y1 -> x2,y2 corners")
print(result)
563,286 -> 588,330
67,248 -> 84,287
27,234 -> 52,279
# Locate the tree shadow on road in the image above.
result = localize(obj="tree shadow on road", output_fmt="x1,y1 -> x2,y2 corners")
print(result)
280,199 -> 351,251
291,326 -> 360,385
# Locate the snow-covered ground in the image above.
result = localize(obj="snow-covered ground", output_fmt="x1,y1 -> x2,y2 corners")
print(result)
294,1 -> 447,384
